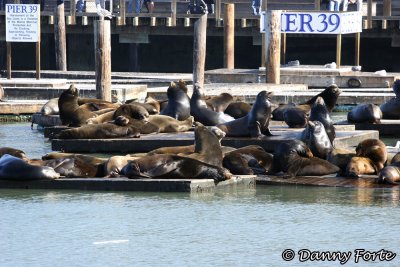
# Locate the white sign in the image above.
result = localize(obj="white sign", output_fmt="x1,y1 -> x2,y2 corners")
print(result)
6,4 -> 40,42
260,12 -> 362,34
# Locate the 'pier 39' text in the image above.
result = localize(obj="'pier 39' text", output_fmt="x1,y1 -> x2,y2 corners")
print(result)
281,248 -> 396,265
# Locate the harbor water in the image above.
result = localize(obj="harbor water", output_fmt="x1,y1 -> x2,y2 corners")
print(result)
0,123 -> 399,266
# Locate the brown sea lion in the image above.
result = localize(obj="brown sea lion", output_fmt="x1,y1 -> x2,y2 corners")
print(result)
86,110 -> 115,124
283,107 -> 309,128
114,116 -> 160,135
125,100 -> 158,115
113,103 -> 149,121
391,152 -> 400,164
147,115 -> 194,133
0,154 -> 59,180
377,162 -> 400,185
345,157 -> 377,177
104,155 -> 140,177
0,147 -> 28,161
217,91 -> 273,137
190,84 -> 235,126
40,157 -> 104,178
41,153 -> 107,165
145,96 -> 161,113
299,121 -> 333,159
160,80 -> 191,120
355,139 -> 387,171
347,104 -> 382,124
58,85 -> 97,127
327,148 -> 356,174
271,103 -> 296,121
223,145 -> 274,175
55,123 -> 140,139
380,80 -> 400,119
120,154 -> 232,183
205,93 -> 234,112
273,140 -> 339,178
77,98 -> 120,110
224,101 -> 252,119
309,97 -> 335,144
178,124 -> 223,167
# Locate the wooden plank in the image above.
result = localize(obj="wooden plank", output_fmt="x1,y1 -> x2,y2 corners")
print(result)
51,130 -> 379,153
335,120 -> 400,136
256,175 -> 399,189
0,175 -> 256,193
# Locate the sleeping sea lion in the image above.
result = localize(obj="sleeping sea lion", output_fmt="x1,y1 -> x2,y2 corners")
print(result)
224,101 -> 252,119
380,79 -> 400,119
55,123 -> 140,139
147,115 -> 194,133
205,93 -> 234,112
0,147 -> 28,161
345,157 -> 378,177
347,104 -> 382,124
113,103 -> 149,121
377,162 -> 400,185
355,139 -> 387,171
283,107 -> 308,128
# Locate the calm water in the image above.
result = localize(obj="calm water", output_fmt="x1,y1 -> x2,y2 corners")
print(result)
0,123 -> 399,266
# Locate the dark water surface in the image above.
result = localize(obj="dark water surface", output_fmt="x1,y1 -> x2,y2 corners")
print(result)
0,123 -> 399,266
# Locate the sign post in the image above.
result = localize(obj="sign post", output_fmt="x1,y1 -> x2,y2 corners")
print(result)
6,4 -> 41,79
260,11 -> 362,69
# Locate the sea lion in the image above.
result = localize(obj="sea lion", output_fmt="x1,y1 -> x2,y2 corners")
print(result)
283,107 -> 308,128
160,80 -> 191,120
120,154 -> 232,183
216,91 -> 273,137
377,162 -> 400,185
327,148 -> 356,174
0,154 -> 60,180
40,98 -> 59,115
41,153 -> 107,165
301,84 -> 341,113
355,139 -> 387,171
309,96 -> 335,144
205,93 -> 234,112
55,123 -> 140,139
271,103 -> 296,121
299,121 -> 333,159
147,115 -> 194,133
0,147 -> 28,161
41,157 -> 104,178
380,79 -> 400,119
273,140 -> 339,178
190,84 -> 234,126
345,157 -> 378,177
77,98 -> 120,110
125,100 -> 158,115
113,103 -> 149,121
58,85 -> 97,127
391,152 -> 400,164
224,101 -> 252,119
223,145 -> 274,175
86,110 -> 116,124
347,104 -> 382,124
114,116 -> 160,135
104,155 -> 140,177
178,124 -> 223,167
145,96 -> 161,113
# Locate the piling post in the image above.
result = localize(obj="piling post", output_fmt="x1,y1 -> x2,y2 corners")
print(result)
355,32 -> 360,66
336,34 -> 342,69
224,3 -> 234,69
94,20 -> 112,101
383,0 -> 391,16
193,14 -> 208,88
265,10 -> 281,84
55,0 -> 67,71
367,0 -> 372,29
261,0 -> 267,67
171,0 -> 177,26
6,43 -> 11,80
70,0 -> 76,24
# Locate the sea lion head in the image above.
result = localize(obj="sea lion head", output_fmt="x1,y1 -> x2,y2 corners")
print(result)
254,91 -> 273,119
366,103 -> 382,123
377,165 -> 400,185
114,116 -> 130,126
67,84 -> 79,97
314,96 -> 326,107
345,157 -> 377,178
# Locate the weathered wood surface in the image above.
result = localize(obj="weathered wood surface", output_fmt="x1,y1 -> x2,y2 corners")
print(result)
336,120 -> 400,136
94,20 -> 112,101
265,10 -> 281,84
51,130 -> 379,153
0,175 -> 256,193
224,3 -> 234,70
257,175 -> 399,189
193,14 -> 208,88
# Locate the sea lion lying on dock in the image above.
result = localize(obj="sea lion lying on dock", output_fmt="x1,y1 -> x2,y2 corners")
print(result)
114,116 -> 160,135
0,154 -> 59,180
104,155 -> 141,177
283,106 -> 308,128
223,145 -> 274,175
160,80 -> 191,120
113,103 -> 150,121
0,147 -> 28,161
205,93 -> 234,112
55,123 -> 140,139
355,139 -> 387,171
190,84 -> 235,126
345,157 -> 378,177
224,101 -> 252,119
121,154 -> 232,183
216,91 -> 273,137
327,148 -> 356,175
347,104 -> 382,124
41,98 -> 59,115
377,162 -> 400,185
147,115 -> 194,133
273,140 -> 339,178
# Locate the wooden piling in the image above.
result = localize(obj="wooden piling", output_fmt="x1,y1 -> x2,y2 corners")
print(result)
261,0 -> 267,68
367,0 -> 372,29
94,20 -> 112,101
55,0 -> 67,71
336,34 -> 342,69
193,14 -> 207,88
6,43 -> 11,80
224,4 -> 234,70
171,0 -> 177,27
383,0 -> 392,16
265,10 -> 281,84
69,0 -> 76,25
355,32 -> 360,66
118,0 -> 126,25
36,41 -> 41,80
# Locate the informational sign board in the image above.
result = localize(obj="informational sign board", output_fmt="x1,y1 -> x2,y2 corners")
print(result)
6,4 -> 40,42
260,11 -> 362,34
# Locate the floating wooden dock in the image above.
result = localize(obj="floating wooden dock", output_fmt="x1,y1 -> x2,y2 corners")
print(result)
256,175 -> 399,189
336,120 -> 400,136
51,130 -> 379,153
0,175 -> 255,193
0,100 -> 48,114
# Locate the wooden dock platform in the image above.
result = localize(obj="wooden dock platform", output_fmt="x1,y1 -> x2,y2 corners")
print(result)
256,175 -> 399,189
0,100 -> 48,114
0,175 -> 256,193
51,130 -> 379,153
336,120 -> 400,136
